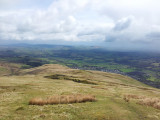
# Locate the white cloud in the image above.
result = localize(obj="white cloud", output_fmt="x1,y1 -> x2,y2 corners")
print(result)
0,0 -> 160,51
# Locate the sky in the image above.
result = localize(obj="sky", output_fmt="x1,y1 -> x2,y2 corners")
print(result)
0,0 -> 160,51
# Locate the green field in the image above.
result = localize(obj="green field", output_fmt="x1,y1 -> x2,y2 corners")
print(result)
0,44 -> 159,87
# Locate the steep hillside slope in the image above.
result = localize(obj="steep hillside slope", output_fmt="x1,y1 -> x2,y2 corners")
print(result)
0,64 -> 160,120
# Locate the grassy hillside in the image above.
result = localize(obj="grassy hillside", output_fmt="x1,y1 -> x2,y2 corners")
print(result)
0,64 -> 160,120
0,45 -> 160,85
0,62 -> 21,76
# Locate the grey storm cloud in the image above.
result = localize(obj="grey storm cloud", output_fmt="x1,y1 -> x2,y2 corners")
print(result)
105,35 -> 116,42
105,33 -> 130,43
146,32 -> 160,39
113,17 -> 132,31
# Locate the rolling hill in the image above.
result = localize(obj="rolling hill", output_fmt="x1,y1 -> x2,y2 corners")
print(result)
0,64 -> 160,120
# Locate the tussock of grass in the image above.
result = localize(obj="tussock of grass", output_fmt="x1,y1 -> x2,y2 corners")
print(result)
124,94 -> 145,99
29,94 -> 96,106
123,94 -> 160,110
123,96 -> 130,102
123,94 -> 145,102
137,98 -> 160,109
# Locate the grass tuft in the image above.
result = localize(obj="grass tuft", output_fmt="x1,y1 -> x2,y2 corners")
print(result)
29,94 -> 96,105
123,94 -> 160,110
137,98 -> 160,109
124,94 -> 145,99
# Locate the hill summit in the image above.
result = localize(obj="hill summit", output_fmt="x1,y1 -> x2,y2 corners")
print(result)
0,64 -> 160,120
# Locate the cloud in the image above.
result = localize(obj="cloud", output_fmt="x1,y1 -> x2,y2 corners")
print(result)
0,0 -> 160,51
114,17 -> 132,31
0,0 -> 20,6
0,0 -> 54,10
146,32 -> 160,40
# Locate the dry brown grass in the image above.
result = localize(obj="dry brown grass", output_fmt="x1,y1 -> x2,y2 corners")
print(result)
137,98 -> 160,109
29,94 -> 96,105
123,97 -> 130,102
124,94 -> 145,100
123,94 -> 160,110
153,102 -> 160,109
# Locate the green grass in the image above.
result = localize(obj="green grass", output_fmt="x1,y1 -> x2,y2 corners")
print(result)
120,68 -> 135,73
0,64 -> 160,120
152,63 -> 160,67
147,76 -> 159,82
0,67 -> 7,71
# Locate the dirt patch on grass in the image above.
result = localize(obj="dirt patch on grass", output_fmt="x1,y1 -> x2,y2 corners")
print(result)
44,74 -> 67,79
45,74 -> 98,85
29,94 -> 96,106
72,79 -> 97,85
91,86 -> 108,90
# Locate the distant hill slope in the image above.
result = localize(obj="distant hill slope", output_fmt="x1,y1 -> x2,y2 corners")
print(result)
18,64 -> 71,75
0,61 -> 21,76
18,64 -> 150,88
0,64 -> 160,120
